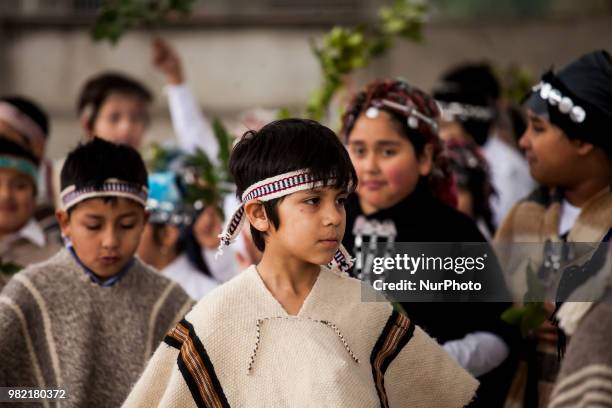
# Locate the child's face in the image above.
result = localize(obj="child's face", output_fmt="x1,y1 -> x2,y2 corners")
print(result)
58,197 -> 147,278
519,111 -> 583,187
266,187 -> 347,266
0,168 -> 35,236
88,93 -> 148,149
347,112 -> 431,214
438,120 -> 469,144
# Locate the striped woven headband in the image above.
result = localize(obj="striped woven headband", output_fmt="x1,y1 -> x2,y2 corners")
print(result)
60,178 -> 148,211
217,169 -> 354,272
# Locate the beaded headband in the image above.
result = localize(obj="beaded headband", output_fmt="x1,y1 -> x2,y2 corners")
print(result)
365,98 -> 439,132
437,101 -> 495,122
217,169 -> 354,272
531,73 -> 587,124
60,178 -> 148,211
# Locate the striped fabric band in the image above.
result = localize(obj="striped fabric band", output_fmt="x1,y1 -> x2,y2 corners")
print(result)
370,310 -> 415,408
0,155 -> 38,182
164,319 -> 230,408
59,178 -> 148,211
217,169 -> 354,272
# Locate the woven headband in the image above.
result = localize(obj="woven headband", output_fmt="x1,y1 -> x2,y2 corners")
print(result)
60,178 -> 148,211
217,169 -> 354,272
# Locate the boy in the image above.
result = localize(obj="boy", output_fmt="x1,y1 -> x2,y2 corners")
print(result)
123,119 -> 478,407
0,137 -> 61,287
495,50 -> 612,405
77,72 -> 153,149
0,138 -> 193,407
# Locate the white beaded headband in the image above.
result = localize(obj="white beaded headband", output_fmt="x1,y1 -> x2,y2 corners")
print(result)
531,80 -> 586,123
217,169 -> 354,272
60,178 -> 148,211
365,99 -> 439,132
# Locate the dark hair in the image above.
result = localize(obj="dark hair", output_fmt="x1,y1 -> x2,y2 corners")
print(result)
441,63 -> 501,102
0,136 -> 39,192
229,118 -> 357,251
433,63 -> 501,146
61,138 -> 148,212
341,79 -> 457,208
77,72 -> 153,130
0,96 -> 49,139
0,136 -> 40,166
446,140 -> 496,235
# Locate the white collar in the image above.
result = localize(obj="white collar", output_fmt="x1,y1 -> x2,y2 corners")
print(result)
559,199 -> 582,236
16,219 -> 46,248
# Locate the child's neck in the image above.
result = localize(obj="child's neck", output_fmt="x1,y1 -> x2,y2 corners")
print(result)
256,251 -> 320,316
563,177 -> 610,208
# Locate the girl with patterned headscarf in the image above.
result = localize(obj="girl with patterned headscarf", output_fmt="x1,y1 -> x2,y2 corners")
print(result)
341,79 -> 515,407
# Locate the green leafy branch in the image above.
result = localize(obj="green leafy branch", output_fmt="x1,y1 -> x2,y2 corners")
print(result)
92,0 -> 198,44
306,0 -> 428,121
501,263 -> 550,337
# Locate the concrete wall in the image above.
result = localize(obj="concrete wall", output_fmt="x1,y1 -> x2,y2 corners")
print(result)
1,16 -> 611,159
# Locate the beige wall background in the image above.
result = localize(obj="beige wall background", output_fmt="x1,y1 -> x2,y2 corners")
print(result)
1,16 -> 611,159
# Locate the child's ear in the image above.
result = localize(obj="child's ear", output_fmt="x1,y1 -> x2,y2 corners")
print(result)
572,139 -> 595,156
244,201 -> 270,233
79,110 -> 95,139
55,209 -> 71,238
418,143 -> 434,176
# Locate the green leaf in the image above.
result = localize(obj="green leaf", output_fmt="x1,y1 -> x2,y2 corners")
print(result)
501,306 -> 526,326
91,0 -> 198,45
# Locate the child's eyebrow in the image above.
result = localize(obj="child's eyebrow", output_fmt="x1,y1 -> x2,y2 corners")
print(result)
83,214 -> 104,220
376,140 -> 401,147
118,211 -> 138,219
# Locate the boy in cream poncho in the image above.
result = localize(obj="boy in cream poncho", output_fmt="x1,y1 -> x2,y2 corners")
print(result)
123,119 -> 478,407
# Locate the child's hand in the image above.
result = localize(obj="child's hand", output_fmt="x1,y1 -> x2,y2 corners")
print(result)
152,37 -> 184,85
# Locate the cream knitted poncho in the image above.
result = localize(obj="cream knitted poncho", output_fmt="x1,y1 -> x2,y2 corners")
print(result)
0,249 -> 194,408
123,265 -> 478,408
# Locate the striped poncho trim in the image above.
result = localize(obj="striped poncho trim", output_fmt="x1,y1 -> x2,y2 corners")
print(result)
370,310 -> 416,408
164,319 -> 230,408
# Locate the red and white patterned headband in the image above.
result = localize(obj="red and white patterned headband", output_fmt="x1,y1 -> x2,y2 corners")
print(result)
60,178 -> 148,211
0,102 -> 46,157
218,169 -> 354,272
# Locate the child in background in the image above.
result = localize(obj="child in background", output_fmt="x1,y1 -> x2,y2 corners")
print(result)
341,79 -> 514,407
77,72 -> 153,148
0,138 -> 192,407
496,49 -> 612,407
137,165 -> 227,299
0,138 -> 61,287
446,140 -> 496,240
123,119 -> 477,408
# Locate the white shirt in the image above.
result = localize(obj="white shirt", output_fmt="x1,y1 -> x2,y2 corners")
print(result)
0,219 -> 46,252
482,135 -> 536,227
559,199 -> 581,237
165,83 -> 219,164
162,253 -> 219,300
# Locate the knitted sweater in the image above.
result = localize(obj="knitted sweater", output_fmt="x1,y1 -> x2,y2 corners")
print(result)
123,265 -> 478,408
0,249 -> 194,408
